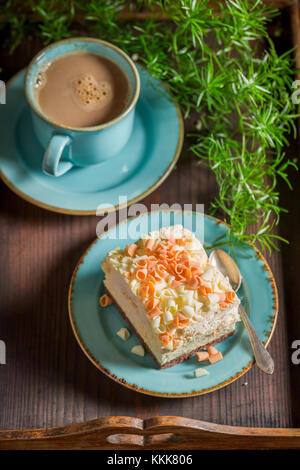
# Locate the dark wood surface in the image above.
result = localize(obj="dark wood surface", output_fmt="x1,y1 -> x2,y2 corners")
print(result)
0,6 -> 299,434
0,157 -> 294,430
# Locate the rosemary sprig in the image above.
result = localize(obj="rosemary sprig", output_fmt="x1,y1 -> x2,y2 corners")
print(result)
1,0 -> 298,253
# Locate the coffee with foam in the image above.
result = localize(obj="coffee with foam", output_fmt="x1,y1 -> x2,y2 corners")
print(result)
71,74 -> 113,110
34,52 -> 130,128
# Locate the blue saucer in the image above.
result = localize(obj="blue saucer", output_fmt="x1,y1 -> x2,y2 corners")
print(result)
69,211 -> 278,397
0,67 -> 183,214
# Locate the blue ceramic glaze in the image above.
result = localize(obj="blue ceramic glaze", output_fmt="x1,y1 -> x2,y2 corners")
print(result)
69,211 -> 278,397
0,67 -> 183,213
25,38 -> 140,175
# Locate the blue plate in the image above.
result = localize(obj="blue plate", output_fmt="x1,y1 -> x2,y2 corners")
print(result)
0,68 -> 183,214
68,211 -> 278,397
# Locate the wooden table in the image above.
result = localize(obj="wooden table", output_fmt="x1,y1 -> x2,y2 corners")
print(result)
0,2 -> 300,450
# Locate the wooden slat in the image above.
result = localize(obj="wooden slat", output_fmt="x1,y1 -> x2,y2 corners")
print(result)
0,0 -> 296,23
0,0 -> 295,22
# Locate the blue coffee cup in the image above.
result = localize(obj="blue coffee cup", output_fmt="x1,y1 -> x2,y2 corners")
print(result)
25,38 -> 140,177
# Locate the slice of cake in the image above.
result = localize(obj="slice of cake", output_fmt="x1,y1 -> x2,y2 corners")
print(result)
101,225 -> 240,368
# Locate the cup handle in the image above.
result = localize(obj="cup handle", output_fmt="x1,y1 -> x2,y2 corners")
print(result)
42,133 -> 73,177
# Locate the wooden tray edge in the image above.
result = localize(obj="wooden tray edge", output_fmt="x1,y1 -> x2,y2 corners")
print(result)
0,416 -> 300,450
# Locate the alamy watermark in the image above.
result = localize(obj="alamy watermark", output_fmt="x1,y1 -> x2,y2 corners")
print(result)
96,198 -> 205,242
0,340 -> 6,365
292,80 -> 300,104
0,80 -> 5,104
291,340 -> 300,365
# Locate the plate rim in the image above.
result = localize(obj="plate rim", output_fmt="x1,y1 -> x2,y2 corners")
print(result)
0,68 -> 184,215
68,211 -> 278,398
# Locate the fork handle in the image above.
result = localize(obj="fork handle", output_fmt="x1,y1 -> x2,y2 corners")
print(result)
239,305 -> 274,374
